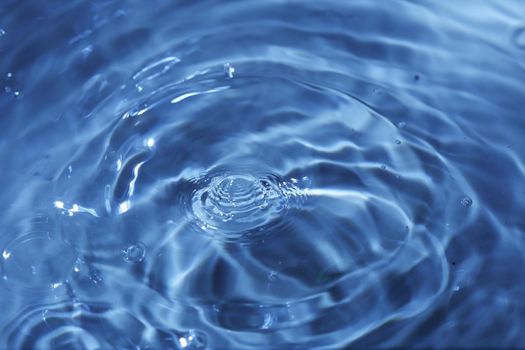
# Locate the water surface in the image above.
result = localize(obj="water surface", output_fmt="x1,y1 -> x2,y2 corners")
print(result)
1,1 -> 525,348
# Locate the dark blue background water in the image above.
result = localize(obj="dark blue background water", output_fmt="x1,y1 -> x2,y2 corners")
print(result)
1,1 -> 525,349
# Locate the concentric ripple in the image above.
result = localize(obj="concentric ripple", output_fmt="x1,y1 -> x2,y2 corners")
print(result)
0,216 -> 77,291
1,232 -> 76,288
190,171 -> 300,237
48,58 -> 471,348
1,0 -> 524,348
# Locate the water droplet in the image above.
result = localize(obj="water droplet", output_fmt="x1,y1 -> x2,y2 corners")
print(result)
224,63 -> 235,78
191,172 -> 294,238
513,27 -> 525,49
122,243 -> 146,263
179,329 -> 206,349
268,271 -> 277,281
460,196 -> 473,207
90,271 -> 103,284
179,337 -> 189,348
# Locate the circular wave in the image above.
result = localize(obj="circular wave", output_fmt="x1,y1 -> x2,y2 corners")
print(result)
189,170 -> 300,241
0,301 -> 206,350
0,216 -> 77,291
49,56 -> 477,348
4,0 -> 515,348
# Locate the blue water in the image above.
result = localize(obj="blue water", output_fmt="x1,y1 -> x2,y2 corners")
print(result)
1,1 -> 525,348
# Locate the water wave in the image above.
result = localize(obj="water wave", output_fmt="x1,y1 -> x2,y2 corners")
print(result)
1,0 -> 524,348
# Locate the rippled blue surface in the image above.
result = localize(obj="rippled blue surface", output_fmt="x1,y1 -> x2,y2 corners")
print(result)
1,1 -> 525,348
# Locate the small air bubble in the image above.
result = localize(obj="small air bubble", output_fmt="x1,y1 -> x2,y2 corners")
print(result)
6,72 -> 12,79
397,121 -> 406,129
380,165 -> 386,170
122,243 -> 146,263
0,29 -> 5,37
394,139 -> 402,145
90,272 -> 102,284
460,196 -> 473,207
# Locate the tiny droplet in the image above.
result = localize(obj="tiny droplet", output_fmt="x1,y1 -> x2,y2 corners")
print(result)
224,63 -> 235,78
268,271 -> 277,281
460,196 -> 473,207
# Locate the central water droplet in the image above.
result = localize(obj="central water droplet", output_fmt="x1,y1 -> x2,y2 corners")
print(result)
190,172 -> 295,237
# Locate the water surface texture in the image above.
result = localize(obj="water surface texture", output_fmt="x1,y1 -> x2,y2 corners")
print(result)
1,1 -> 525,349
